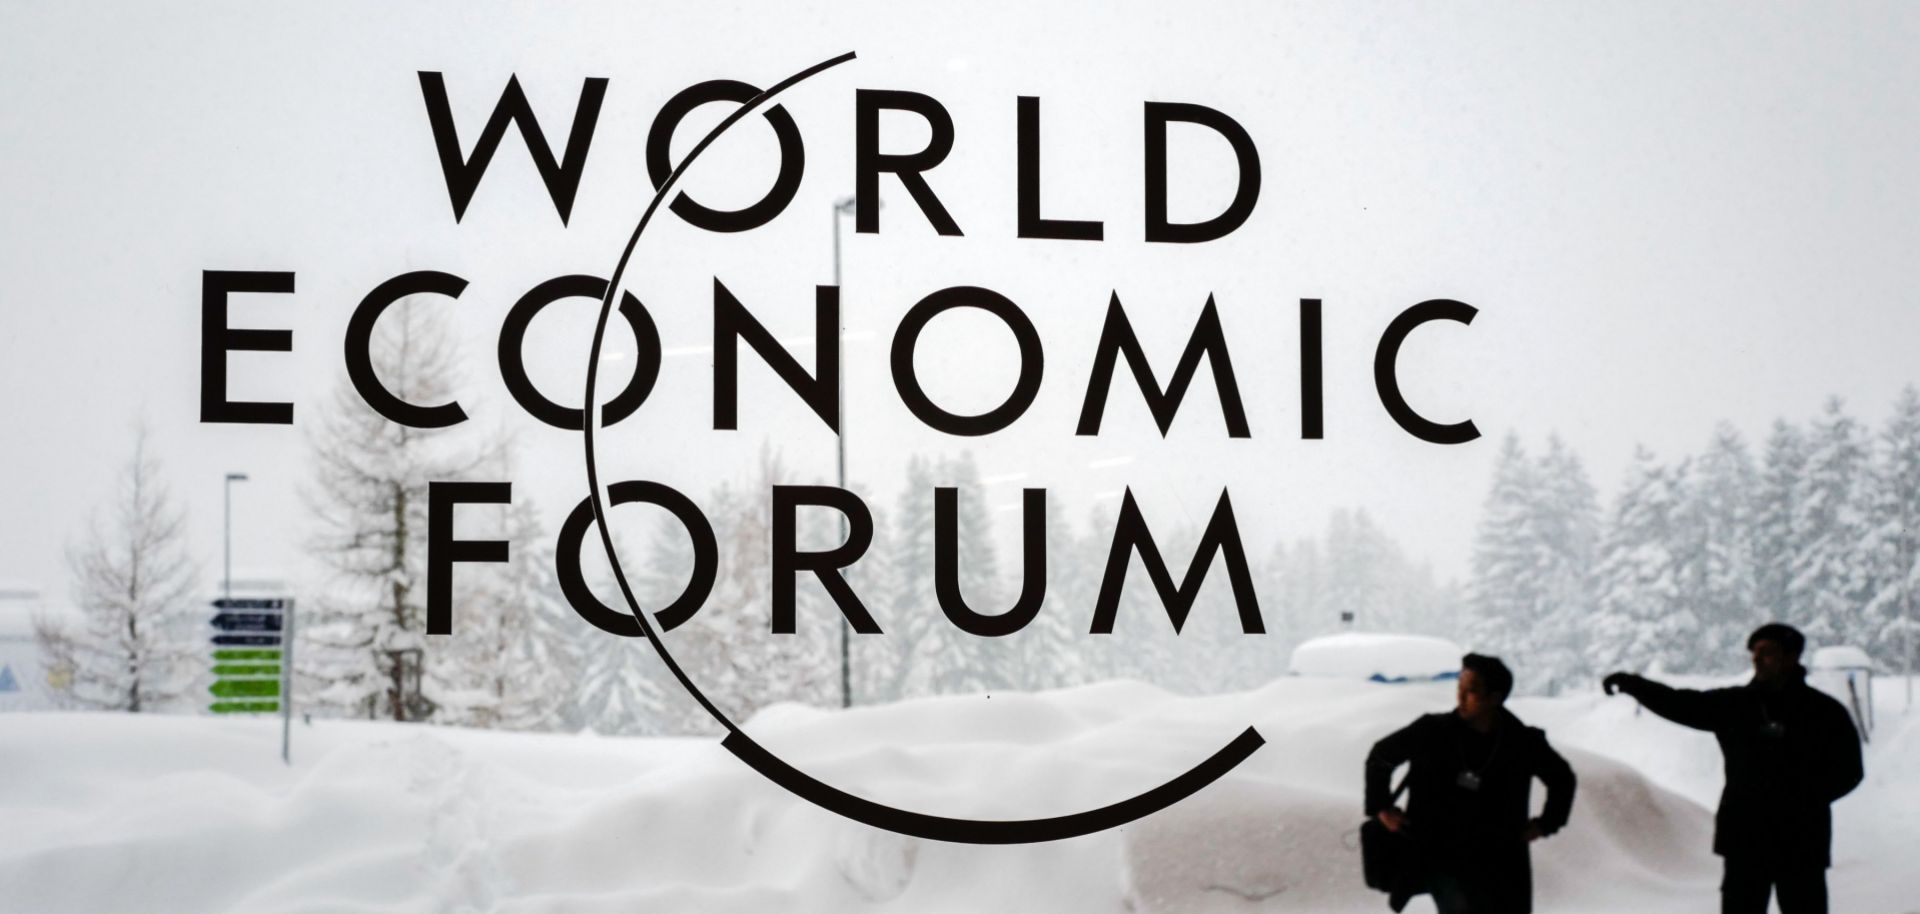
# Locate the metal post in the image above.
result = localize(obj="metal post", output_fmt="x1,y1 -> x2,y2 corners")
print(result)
223,470 -> 241,606
1866,668 -> 1875,734
833,196 -> 856,709
282,599 -> 295,765
1903,504 -> 1913,714
1904,587 -> 1912,713
223,473 -> 248,603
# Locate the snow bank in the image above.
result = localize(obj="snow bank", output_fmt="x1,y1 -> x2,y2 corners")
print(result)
1287,633 -> 1464,682
2,678 -> 1914,912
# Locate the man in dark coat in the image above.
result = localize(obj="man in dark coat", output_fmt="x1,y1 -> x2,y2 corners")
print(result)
1367,654 -> 1577,913
1603,622 -> 1864,914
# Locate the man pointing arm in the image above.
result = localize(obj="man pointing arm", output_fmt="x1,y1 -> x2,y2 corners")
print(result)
1603,622 -> 1863,914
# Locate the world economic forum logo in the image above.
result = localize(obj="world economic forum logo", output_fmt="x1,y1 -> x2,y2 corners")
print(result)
570,52 -> 1475,844
198,49 -> 1478,844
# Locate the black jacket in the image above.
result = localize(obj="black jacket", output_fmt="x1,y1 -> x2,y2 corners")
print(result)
1366,709 -> 1576,913
1614,670 -> 1863,866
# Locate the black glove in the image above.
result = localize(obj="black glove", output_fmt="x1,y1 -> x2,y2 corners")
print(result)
1601,672 -> 1638,696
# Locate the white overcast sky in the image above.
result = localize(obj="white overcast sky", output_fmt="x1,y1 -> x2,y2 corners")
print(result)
3,1 -> 1919,610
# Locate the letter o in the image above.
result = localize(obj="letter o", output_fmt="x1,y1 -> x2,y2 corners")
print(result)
556,481 -> 718,637
498,275 -> 661,430
646,80 -> 805,233
891,286 -> 1044,436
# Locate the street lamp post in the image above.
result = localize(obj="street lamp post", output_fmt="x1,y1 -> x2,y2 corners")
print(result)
224,472 -> 249,607
221,471 -> 295,766
832,196 -> 856,710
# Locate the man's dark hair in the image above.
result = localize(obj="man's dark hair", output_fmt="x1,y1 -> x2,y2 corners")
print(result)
1461,653 -> 1514,700
1747,622 -> 1806,658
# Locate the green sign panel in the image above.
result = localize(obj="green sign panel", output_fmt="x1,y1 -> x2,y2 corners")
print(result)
213,649 -> 281,662
210,678 -> 280,698
210,700 -> 279,714
209,597 -> 291,715
212,664 -> 278,677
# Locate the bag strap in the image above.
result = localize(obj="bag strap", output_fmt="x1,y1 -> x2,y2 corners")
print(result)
1390,770 -> 1410,803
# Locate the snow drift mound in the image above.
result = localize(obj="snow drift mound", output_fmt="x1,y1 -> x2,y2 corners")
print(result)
1118,679 -> 1715,914
1,679 -> 1725,913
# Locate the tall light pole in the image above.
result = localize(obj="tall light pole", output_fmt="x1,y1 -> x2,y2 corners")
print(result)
224,472 -> 249,606
832,195 -> 857,709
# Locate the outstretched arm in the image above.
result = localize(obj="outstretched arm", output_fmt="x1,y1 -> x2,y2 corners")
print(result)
1365,718 -> 1423,817
1605,673 -> 1723,732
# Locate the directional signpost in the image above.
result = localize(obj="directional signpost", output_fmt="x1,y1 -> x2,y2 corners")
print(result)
209,596 -> 295,762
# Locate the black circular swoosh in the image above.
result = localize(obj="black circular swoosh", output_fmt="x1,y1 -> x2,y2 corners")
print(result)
582,49 -> 1265,844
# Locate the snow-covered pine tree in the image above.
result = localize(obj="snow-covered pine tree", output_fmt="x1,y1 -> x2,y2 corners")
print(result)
1009,489 -> 1089,691
36,428 -> 199,712
864,455 -> 939,702
1789,398 -> 1874,648
1195,521 -> 1279,693
1591,447 -> 1692,674
1466,435 -> 1542,660
838,487 -> 893,705
1324,509 -> 1390,632
1381,551 -> 1462,646
301,299 -> 498,722
1754,420 -> 1807,624
573,635 -> 661,733
787,460 -> 856,709
1863,386 -> 1920,676
1422,575 -> 1468,645
1074,498 -> 1132,684
1130,517 -> 1236,695
1090,506 -> 1188,690
848,487 -> 902,705
1256,539 -> 1294,654
1658,456 -> 1712,672
654,482 -> 754,733
573,521 -> 683,735
1528,436 -> 1601,686
1271,537 -> 1331,648
1257,510 -> 1459,684
426,497 -> 578,731
933,451 -> 1013,694
1681,423 -> 1760,667
657,448 -> 837,731
870,454 -> 1010,699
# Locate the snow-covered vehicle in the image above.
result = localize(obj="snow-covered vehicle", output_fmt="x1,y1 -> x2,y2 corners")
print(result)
1287,632 -> 1465,684
0,582 -> 59,712
1809,644 -> 1876,741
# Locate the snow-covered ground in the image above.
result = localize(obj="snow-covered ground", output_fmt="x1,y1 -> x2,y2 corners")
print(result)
3,677 -> 1914,913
